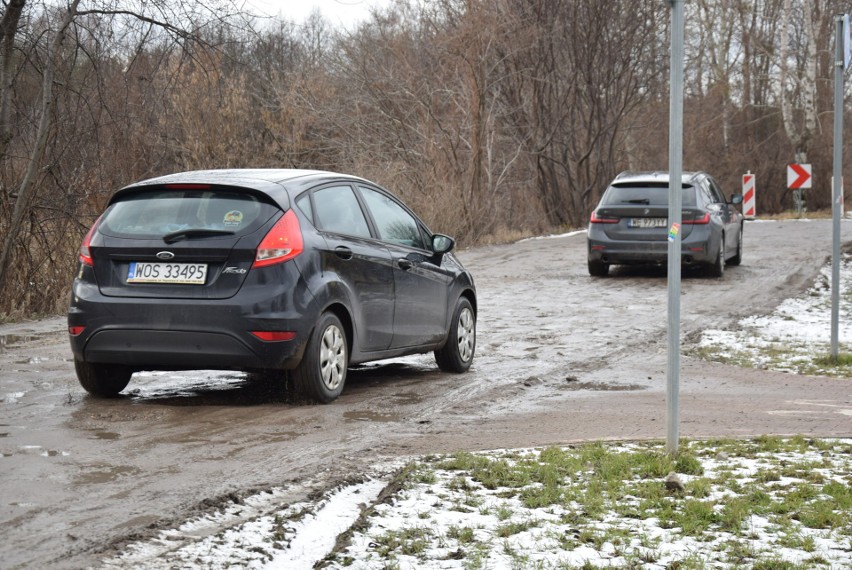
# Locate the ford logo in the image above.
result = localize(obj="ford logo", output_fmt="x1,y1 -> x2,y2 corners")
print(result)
156,251 -> 176,260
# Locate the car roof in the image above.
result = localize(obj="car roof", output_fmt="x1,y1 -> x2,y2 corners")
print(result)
111,169 -> 375,210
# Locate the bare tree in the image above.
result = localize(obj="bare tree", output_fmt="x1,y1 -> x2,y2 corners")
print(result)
0,0 -> 250,315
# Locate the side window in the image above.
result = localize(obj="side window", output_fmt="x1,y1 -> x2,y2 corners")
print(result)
359,186 -> 426,249
312,185 -> 371,238
295,193 -> 313,225
707,178 -> 725,204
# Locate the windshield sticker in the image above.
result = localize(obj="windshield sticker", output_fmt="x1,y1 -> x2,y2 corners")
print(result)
223,210 -> 244,227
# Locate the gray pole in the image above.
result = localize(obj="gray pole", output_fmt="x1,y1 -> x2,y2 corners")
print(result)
831,15 -> 843,359
667,0 -> 685,454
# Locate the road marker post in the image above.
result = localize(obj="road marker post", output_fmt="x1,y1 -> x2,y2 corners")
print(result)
742,172 -> 756,219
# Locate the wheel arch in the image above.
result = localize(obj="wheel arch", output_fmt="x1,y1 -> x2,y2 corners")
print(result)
323,302 -> 354,363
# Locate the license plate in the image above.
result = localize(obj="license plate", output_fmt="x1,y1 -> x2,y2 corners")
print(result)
629,217 -> 667,228
127,262 -> 207,284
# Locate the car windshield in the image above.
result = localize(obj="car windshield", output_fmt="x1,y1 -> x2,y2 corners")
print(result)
602,183 -> 697,207
99,188 -> 273,239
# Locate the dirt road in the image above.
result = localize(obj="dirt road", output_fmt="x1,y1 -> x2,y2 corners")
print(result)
1,220 -> 850,569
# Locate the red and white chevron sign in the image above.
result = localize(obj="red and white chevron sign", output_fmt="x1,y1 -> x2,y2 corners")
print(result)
787,164 -> 812,189
742,173 -> 756,218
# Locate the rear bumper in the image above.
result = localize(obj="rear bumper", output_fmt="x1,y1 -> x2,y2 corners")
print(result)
68,264 -> 316,372
587,226 -> 717,266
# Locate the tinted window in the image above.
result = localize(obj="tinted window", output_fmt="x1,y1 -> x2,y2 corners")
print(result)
359,186 -> 426,249
602,183 -> 697,207
100,189 -> 268,238
313,185 -> 372,238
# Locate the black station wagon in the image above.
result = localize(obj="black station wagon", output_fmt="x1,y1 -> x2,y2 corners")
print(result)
68,169 -> 477,403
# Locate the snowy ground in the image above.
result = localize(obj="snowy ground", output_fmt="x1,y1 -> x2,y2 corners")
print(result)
694,253 -> 852,377
99,254 -> 852,570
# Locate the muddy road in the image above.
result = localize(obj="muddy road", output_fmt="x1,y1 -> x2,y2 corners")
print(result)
2,220 -> 851,569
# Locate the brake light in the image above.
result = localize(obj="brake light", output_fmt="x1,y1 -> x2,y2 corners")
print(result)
250,331 -> 297,341
164,183 -> 211,190
68,326 -> 85,336
78,214 -> 104,267
253,209 -> 304,268
683,213 -> 711,225
590,211 -> 619,224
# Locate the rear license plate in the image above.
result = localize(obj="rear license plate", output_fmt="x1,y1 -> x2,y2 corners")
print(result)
629,217 -> 667,228
127,262 -> 207,285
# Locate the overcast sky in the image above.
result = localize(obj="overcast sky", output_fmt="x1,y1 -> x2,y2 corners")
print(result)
243,0 -> 391,28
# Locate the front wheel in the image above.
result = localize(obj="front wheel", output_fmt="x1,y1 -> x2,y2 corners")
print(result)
435,297 -> 476,373
728,226 -> 743,266
292,312 -> 348,403
74,359 -> 132,397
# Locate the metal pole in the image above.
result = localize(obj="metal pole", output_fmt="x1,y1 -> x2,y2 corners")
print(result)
831,15 -> 843,359
667,0 -> 684,455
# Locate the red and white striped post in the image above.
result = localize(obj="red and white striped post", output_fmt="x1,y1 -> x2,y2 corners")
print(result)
742,171 -> 756,219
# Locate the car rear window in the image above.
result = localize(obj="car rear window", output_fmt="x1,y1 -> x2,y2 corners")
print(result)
98,188 -> 275,238
602,183 -> 697,207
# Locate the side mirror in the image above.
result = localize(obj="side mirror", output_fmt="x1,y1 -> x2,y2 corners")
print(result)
432,234 -> 455,254
730,194 -> 743,205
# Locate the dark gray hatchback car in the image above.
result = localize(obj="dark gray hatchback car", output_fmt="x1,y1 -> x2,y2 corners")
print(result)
587,171 -> 743,277
68,169 -> 476,403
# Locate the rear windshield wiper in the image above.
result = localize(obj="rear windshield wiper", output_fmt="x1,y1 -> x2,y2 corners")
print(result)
622,198 -> 651,204
162,228 -> 236,244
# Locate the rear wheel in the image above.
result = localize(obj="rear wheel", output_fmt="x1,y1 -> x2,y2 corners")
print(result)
292,312 -> 347,403
74,359 -> 132,397
588,259 -> 609,277
435,297 -> 476,372
707,238 -> 725,278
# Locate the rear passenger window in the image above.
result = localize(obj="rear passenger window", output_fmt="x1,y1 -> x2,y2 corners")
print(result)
313,185 -> 372,238
359,186 -> 426,249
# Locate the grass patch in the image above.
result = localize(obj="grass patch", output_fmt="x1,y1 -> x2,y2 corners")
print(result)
338,438 -> 852,568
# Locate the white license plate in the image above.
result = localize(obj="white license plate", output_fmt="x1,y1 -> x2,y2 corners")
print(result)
629,217 -> 667,228
127,262 -> 207,284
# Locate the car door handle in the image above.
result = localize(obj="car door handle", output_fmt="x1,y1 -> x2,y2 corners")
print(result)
397,258 -> 414,270
334,246 -> 353,260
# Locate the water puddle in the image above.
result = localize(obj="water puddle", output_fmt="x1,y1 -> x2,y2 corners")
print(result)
343,410 -> 400,423
75,465 -> 140,485
91,430 -> 121,441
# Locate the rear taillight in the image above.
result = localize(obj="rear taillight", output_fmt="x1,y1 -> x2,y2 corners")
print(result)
590,211 -> 619,224
68,326 -> 85,336
253,209 -> 304,268
683,213 -> 711,225
78,215 -> 103,267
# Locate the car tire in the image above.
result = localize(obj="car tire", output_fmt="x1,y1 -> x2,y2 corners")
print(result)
588,259 -> 609,277
435,297 -> 475,373
728,225 -> 743,266
74,359 -> 132,397
292,312 -> 347,403
707,238 -> 725,278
